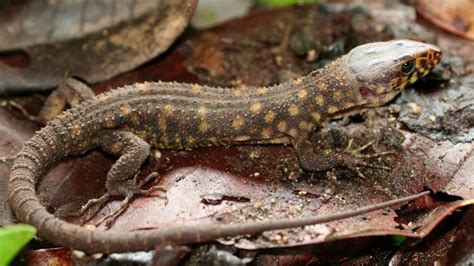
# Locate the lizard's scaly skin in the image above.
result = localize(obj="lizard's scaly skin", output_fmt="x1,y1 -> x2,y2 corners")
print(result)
9,40 -> 441,253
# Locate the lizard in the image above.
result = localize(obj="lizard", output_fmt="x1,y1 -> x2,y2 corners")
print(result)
8,40 -> 442,253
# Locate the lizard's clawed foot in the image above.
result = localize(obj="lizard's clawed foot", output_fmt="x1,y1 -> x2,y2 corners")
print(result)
1,100 -> 39,123
98,172 -> 166,228
68,172 -> 166,228
341,139 -> 396,178
0,156 -> 15,164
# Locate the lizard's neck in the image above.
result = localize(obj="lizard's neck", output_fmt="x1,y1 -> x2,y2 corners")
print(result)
242,55 -> 363,140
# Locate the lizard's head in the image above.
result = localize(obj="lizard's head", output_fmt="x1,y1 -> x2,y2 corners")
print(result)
347,39 -> 442,107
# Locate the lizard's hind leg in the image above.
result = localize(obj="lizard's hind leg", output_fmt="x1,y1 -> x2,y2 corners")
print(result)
37,78 -> 96,124
77,130 -> 165,227
4,78 -> 95,124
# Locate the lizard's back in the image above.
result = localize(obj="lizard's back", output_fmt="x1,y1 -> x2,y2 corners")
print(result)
55,74 -> 326,154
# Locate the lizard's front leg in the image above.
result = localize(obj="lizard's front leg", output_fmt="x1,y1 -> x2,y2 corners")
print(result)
294,130 -> 394,176
77,130 -> 165,227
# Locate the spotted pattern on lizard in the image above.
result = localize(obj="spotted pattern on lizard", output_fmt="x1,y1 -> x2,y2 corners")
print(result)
9,40 -> 442,253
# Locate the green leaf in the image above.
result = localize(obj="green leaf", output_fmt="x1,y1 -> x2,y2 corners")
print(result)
0,224 -> 37,266
391,235 -> 407,246
256,0 -> 319,7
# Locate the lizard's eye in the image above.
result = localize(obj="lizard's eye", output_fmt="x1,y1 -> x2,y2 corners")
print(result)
401,59 -> 415,75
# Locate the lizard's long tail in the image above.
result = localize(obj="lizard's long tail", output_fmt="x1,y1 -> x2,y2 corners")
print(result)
9,121 -> 428,253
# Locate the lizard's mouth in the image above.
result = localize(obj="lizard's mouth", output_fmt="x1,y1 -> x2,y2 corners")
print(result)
325,88 -> 402,117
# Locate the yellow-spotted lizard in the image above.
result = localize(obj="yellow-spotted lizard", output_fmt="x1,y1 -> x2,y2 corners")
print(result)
9,40 -> 442,253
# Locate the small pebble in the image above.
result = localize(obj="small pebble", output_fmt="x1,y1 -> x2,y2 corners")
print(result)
407,102 -> 422,115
